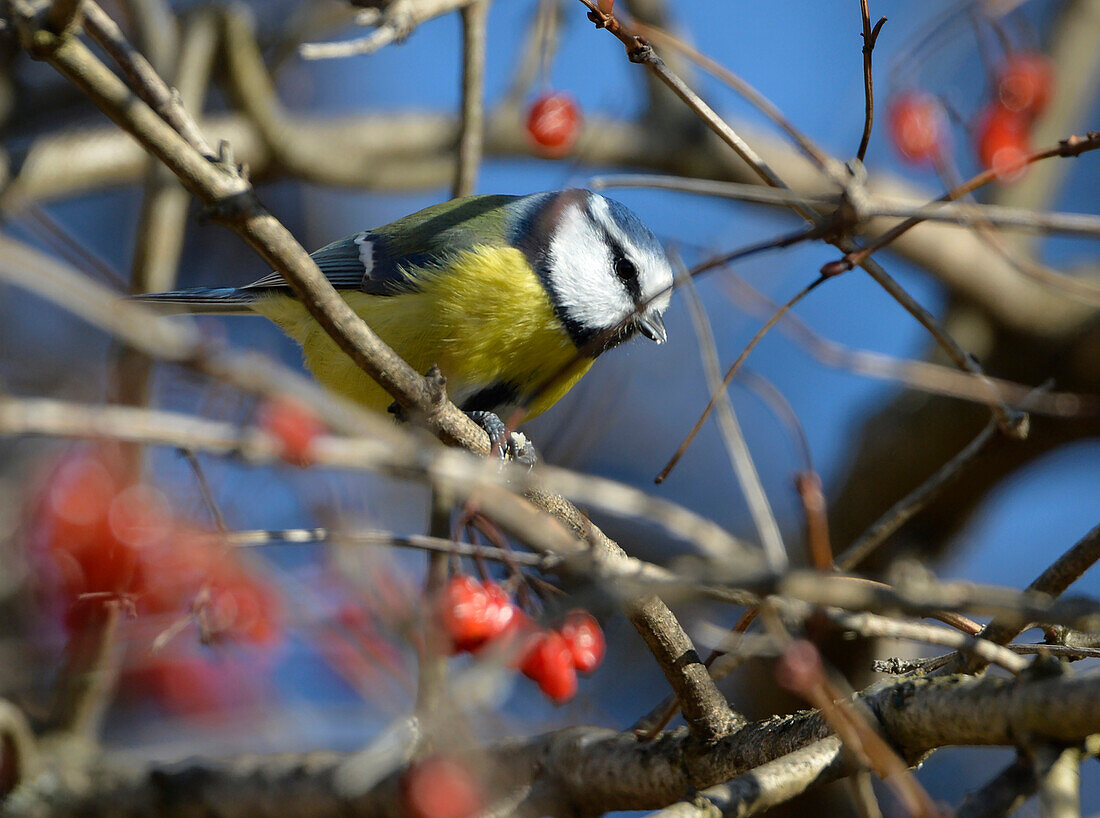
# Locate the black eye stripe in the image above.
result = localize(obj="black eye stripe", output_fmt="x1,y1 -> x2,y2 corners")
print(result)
615,257 -> 637,282
601,230 -> 642,301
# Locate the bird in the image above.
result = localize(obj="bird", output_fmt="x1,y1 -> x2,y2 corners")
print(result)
136,189 -> 674,459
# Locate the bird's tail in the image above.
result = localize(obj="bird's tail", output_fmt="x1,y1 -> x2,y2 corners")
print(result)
130,287 -> 258,315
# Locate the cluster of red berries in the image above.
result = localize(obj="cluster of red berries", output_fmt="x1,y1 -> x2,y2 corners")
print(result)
888,51 -> 1052,182
438,575 -> 605,703
525,92 -> 581,158
31,446 -> 280,646
975,52 -> 1052,181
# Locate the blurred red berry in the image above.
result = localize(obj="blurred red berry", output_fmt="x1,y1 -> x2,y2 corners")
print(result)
558,610 -> 605,675
403,755 -> 484,818
198,569 -> 282,646
888,92 -> 946,164
997,52 -> 1053,116
258,396 -> 324,465
774,639 -> 824,697
34,450 -> 148,624
526,92 -> 580,157
976,105 -> 1030,182
520,630 -> 577,703
438,576 -> 517,653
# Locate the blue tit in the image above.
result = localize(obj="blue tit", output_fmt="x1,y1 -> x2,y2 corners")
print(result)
137,189 -> 673,444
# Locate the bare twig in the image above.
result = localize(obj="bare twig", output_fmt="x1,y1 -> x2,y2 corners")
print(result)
823,609 -> 1028,674
856,3 -> 886,163
655,274 -> 825,484
228,527 -> 552,568
650,736 -> 851,818
719,272 -> 1097,418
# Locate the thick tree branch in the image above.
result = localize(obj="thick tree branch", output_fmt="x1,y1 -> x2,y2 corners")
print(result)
9,671 -> 1100,817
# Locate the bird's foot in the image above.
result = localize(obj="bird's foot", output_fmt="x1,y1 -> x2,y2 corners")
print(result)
467,411 -> 538,468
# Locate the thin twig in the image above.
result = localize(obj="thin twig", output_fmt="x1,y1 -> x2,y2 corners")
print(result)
180,449 -> 228,532
228,527 -> 552,567
656,275 -> 826,484
856,3 -> 886,163
951,521 -> 1100,674
679,265 -> 786,570
719,272 -> 1098,418
823,609 -> 1028,674
592,173 -> 1100,238
836,419 -> 1000,571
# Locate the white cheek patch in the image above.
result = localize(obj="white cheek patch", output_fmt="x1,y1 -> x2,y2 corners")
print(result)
354,232 -> 374,285
548,203 -> 635,329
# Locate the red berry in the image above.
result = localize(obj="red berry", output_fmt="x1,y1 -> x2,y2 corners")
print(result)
997,52 -> 1053,116
526,92 -> 581,157
258,396 -> 324,465
439,576 -> 493,651
198,569 -> 282,646
558,610 -> 605,674
976,105 -> 1030,182
888,92 -> 946,164
520,630 -> 577,703
438,577 -> 518,653
403,756 -> 483,818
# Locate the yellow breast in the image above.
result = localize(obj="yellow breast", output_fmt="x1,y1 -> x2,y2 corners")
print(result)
252,245 -> 594,421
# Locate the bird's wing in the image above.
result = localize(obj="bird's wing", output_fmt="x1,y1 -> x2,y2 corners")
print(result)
244,194 -> 522,297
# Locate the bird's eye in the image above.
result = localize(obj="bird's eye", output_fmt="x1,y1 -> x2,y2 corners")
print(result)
614,257 -> 637,282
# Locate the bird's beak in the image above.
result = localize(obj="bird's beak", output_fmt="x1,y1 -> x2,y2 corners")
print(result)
636,313 -> 667,345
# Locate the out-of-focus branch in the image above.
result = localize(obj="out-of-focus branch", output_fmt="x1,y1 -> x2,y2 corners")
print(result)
299,0 -> 477,60
11,671 -> 1100,817
452,0 -> 487,198
127,8 -> 219,298
1037,746 -> 1082,818
591,174 -> 1100,239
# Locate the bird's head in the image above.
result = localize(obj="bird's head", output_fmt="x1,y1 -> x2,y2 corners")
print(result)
509,190 -> 673,354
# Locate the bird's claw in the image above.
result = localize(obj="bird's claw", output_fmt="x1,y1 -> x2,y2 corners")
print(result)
467,411 -> 538,469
